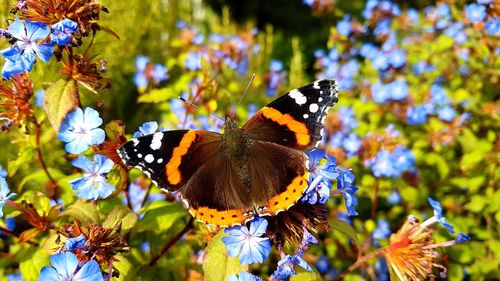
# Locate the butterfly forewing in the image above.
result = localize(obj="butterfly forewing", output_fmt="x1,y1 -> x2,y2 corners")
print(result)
242,79 -> 338,151
118,130 -> 221,191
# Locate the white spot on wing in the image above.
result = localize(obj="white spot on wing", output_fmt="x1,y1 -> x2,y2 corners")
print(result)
303,114 -> 309,119
132,139 -> 139,146
150,132 -> 164,150
318,97 -> 323,102
289,89 -> 307,105
145,154 -> 154,163
137,153 -> 143,158
313,80 -> 321,89
157,158 -> 163,163
309,103 -> 319,113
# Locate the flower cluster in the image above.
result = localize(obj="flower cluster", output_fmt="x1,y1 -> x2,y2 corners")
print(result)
0,17 -> 78,79
134,56 -> 168,91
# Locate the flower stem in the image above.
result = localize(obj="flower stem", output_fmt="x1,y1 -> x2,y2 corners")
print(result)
0,225 -> 39,246
33,119 -> 59,198
148,217 -> 194,266
331,246 -> 388,281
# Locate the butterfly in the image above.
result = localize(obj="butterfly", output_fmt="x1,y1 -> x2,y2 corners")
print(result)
118,79 -> 338,227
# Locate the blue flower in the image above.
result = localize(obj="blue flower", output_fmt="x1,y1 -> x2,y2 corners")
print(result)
370,150 -> 398,177
0,177 -> 16,217
372,219 -> 391,240
388,49 -> 406,68
428,197 -> 455,234
269,60 -> 283,72
69,155 -> 115,200
437,105 -> 456,122
336,169 -> 359,216
430,84 -> 449,105
387,79 -> 408,101
184,51 -> 203,71
392,146 -> 415,173
133,56 -> 168,89
371,81 -> 388,103
315,256 -> 331,274
0,165 -> 7,177
387,190 -> 401,205
375,258 -> 390,281
455,233 -> 471,244
133,121 -> 159,138
1,17 -> 53,78
484,18 -> 500,36
65,234 -> 86,251
465,3 -> 486,23
6,271 -> 23,281
50,19 -> 78,46
360,43 -> 378,59
271,255 -> 312,279
58,107 -> 105,154
370,51 -> 389,71
374,18 -> 392,36
39,252 -> 103,281
337,15 -> 352,36
222,217 -> 272,265
407,105 -> 428,125
412,61 -> 435,75
339,106 -> 358,129
228,272 -> 262,281
342,133 -> 361,157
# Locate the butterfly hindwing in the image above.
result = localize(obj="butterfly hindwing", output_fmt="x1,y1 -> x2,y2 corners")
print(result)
242,79 -> 338,151
182,139 -> 308,226
118,130 -> 221,191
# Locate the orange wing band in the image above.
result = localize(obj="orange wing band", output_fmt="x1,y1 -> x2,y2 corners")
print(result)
189,206 -> 253,227
165,131 -> 198,185
260,107 -> 311,146
265,171 -> 309,214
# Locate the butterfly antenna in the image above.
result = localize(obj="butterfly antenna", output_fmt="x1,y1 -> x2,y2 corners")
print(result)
231,73 -> 256,119
178,97 -> 225,123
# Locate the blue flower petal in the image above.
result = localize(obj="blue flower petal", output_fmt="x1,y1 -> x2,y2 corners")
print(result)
24,20 -> 50,41
249,217 -> 268,236
7,17 -> 26,40
38,266 -> 60,281
65,234 -> 86,250
72,260 -> 104,281
49,252 -> 78,280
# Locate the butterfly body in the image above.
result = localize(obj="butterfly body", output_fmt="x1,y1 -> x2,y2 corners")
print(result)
118,79 -> 338,227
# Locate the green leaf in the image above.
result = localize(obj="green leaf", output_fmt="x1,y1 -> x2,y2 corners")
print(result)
137,88 -> 178,103
105,120 -> 126,141
290,268 -> 322,281
329,219 -> 360,254
8,147 -> 36,176
19,247 -> 49,281
60,200 -> 100,225
114,253 -> 136,281
42,79 -> 79,131
102,205 -> 138,233
135,201 -> 187,232
203,231 -> 247,281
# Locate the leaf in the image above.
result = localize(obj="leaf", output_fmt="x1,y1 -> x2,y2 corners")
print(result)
102,205 -> 138,233
137,87 -> 178,103
18,228 -> 42,243
290,268 -> 323,281
329,219 -> 360,255
135,201 -> 187,233
105,120 -> 126,141
19,247 -> 50,281
60,200 -> 100,225
8,147 -> 36,176
114,253 -> 136,281
42,79 -> 79,131
203,231 -> 247,281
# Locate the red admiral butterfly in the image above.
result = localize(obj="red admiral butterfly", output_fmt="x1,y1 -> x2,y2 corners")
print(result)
118,79 -> 338,227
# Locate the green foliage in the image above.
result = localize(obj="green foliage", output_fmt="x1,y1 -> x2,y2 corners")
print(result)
203,231 -> 248,281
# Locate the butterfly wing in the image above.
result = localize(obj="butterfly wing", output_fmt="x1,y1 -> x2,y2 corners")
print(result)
242,79 -> 338,151
181,139 -> 309,227
118,130 -> 221,192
